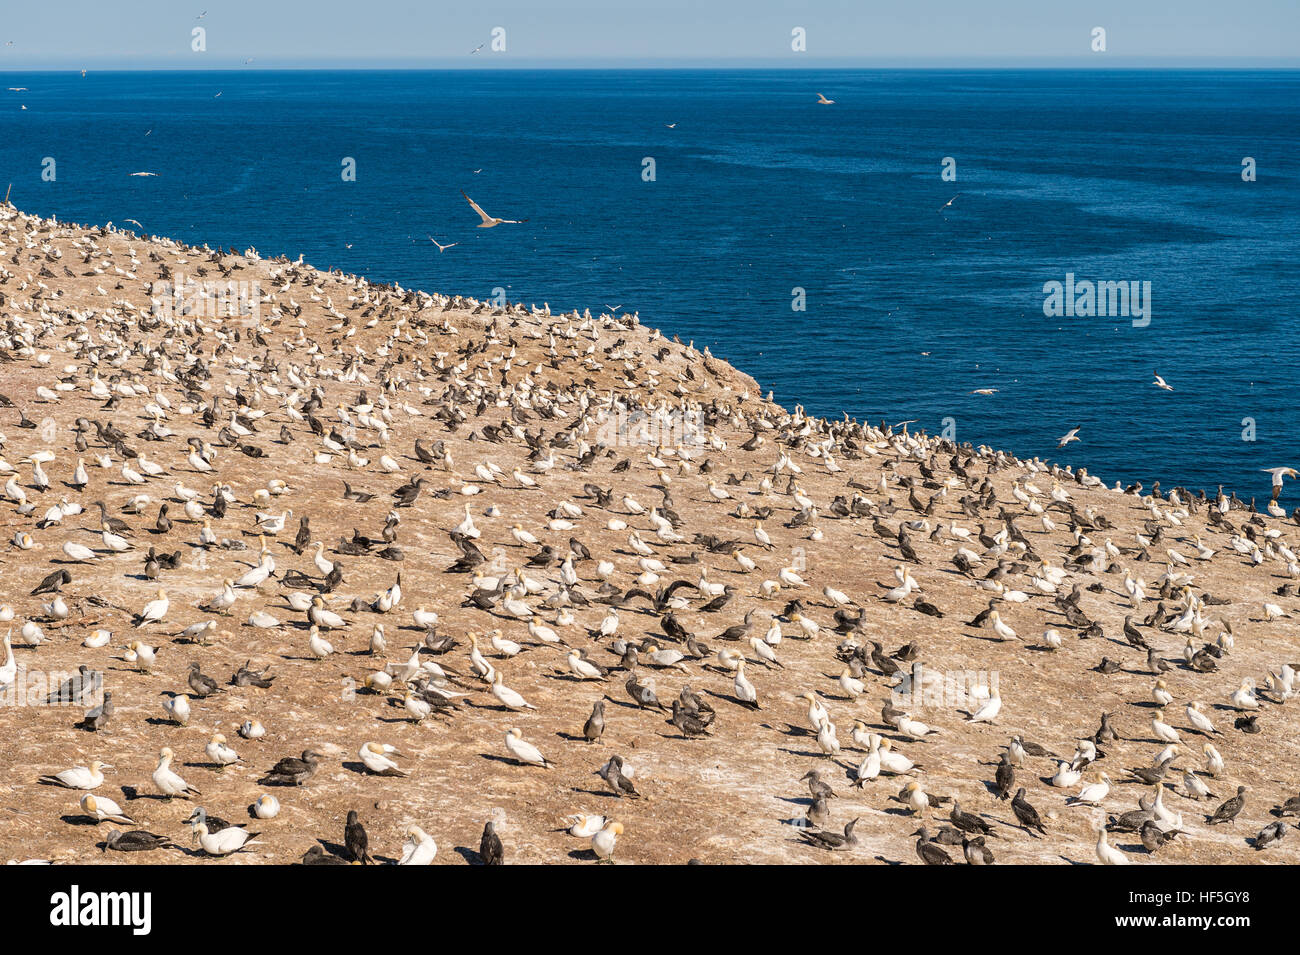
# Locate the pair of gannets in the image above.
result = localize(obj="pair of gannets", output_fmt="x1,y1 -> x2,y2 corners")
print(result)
189,808 -> 258,856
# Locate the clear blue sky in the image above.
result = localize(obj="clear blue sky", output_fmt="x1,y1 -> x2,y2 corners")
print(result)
0,0 -> 1296,68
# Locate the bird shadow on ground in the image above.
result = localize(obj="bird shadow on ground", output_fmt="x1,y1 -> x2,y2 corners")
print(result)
570,787 -> 620,800
776,795 -> 813,807
478,753 -> 528,768
59,814 -> 101,826
315,837 -> 350,858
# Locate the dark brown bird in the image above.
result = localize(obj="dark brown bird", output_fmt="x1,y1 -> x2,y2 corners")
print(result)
301,845 -> 348,865
187,662 -> 221,698
1206,786 -> 1247,825
1140,820 -> 1182,853
260,748 -> 323,787
480,820 -> 504,865
914,828 -> 954,865
800,818 -> 858,851
596,754 -> 639,798
994,752 -> 1015,800
583,699 -> 605,743
103,829 -> 173,853
345,810 -> 371,864
1011,788 -> 1047,835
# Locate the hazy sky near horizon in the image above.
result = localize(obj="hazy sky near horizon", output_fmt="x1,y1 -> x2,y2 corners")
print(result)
0,0 -> 1295,68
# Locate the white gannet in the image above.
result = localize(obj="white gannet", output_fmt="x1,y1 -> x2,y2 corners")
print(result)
1068,771 -> 1111,807
190,810 -> 257,856
591,821 -> 624,862
1056,426 -> 1082,448
1096,822 -> 1130,865
80,793 -> 134,824
153,747 -> 200,798
134,588 -> 169,626
253,793 -> 280,819
505,727 -> 550,767
462,190 -> 527,228
163,694 -> 191,726
398,825 -> 438,864
491,671 -> 537,710
205,733 -> 240,769
43,760 -> 110,790
359,741 -> 407,776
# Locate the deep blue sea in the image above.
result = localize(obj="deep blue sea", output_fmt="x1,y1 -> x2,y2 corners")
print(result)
1,69 -> 1296,499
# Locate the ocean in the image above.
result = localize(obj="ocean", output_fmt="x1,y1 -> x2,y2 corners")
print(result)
1,68 -> 1296,499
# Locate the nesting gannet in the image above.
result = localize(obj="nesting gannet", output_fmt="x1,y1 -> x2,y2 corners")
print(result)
359,741 -> 407,776
254,794 -> 281,819
205,733 -> 240,769
190,809 -> 257,856
80,793 -> 134,824
398,825 -> 438,865
491,671 -> 537,710
1067,772 -> 1111,807
42,760 -> 110,790
505,727 -> 550,767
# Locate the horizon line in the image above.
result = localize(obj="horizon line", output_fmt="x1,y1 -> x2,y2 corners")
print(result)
3,58 -> 1300,73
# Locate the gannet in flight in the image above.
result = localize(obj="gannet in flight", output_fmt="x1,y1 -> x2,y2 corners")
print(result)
428,236 -> 458,252
462,190 -> 527,227
938,194 -> 959,212
1262,467 -> 1298,499
1152,371 -> 1173,391
1057,426 -> 1082,448
815,93 -> 834,104
128,171 -> 159,177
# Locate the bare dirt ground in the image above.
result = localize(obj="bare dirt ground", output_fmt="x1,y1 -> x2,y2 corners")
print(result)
0,203 -> 1298,865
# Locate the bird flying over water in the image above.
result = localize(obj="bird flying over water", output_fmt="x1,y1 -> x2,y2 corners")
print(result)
462,191 -> 527,228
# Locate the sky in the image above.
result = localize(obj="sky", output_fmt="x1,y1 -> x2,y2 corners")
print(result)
0,0 -> 1296,69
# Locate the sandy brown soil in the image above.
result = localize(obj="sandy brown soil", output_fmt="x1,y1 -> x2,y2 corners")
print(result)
0,203 -> 1298,865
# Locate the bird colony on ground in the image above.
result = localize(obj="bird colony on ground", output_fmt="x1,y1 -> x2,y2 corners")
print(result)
1,204 -> 1299,864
